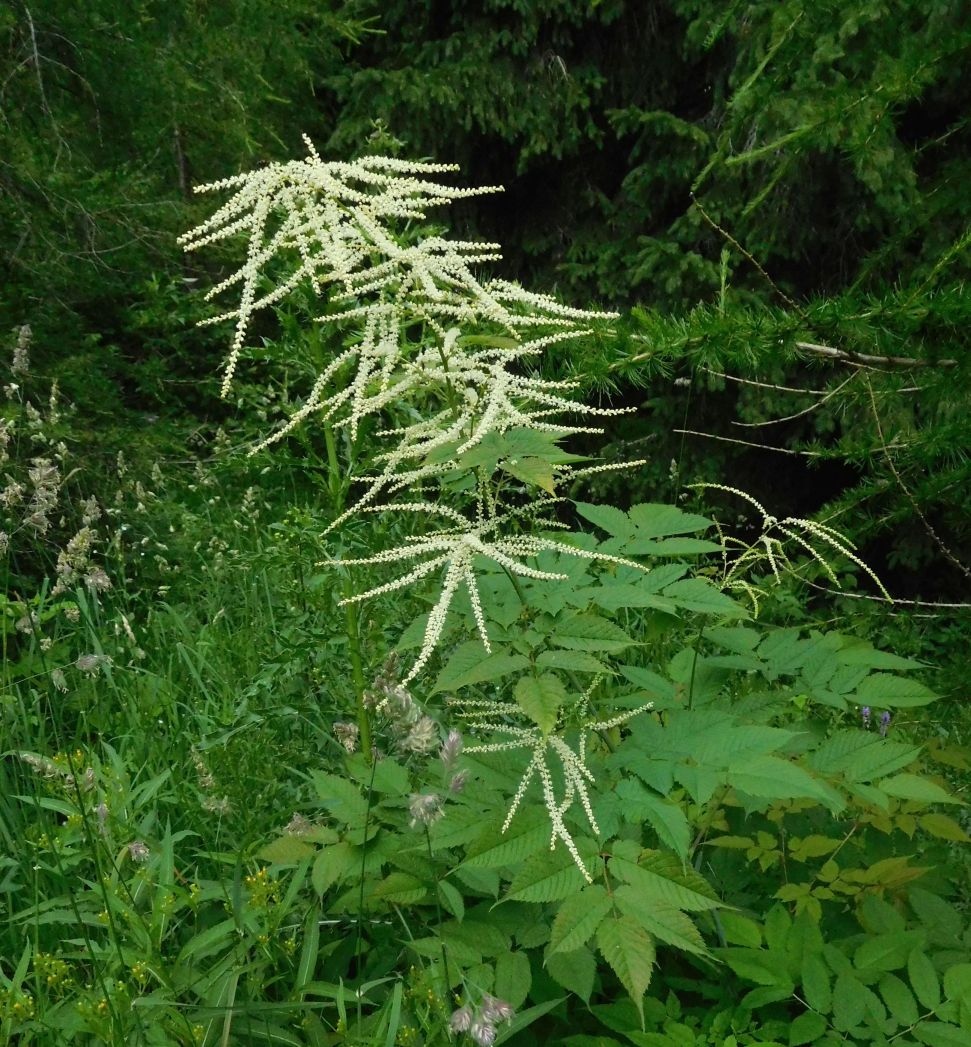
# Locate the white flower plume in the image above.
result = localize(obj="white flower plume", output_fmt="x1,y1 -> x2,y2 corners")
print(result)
448,686 -> 654,881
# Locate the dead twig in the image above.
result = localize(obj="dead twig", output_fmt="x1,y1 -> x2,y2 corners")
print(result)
797,341 -> 958,370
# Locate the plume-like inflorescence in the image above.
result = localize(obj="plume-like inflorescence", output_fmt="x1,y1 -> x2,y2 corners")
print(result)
448,684 -> 654,880
183,141 -> 661,875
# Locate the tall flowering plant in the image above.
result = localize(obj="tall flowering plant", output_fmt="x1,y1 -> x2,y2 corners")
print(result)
181,137 -> 652,875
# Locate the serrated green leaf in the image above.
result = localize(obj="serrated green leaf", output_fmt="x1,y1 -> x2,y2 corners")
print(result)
311,842 -> 356,895
613,780 -> 690,859
503,429 -> 585,463
575,502 -> 634,539
832,973 -> 867,1030
463,810 -> 550,869
879,972 -> 919,1026
628,537 -> 722,556
495,950 -> 531,1009
442,919 -> 510,958
627,503 -> 713,537
880,774 -> 962,805
789,1010 -> 827,1046
808,730 -> 920,783
502,456 -> 556,493
919,813 -> 971,842
505,845 -> 591,903
536,649 -> 613,674
801,953 -> 832,1013
908,951 -> 941,1010
549,885 -> 612,955
943,962 -> 971,1005
855,932 -> 922,973
837,643 -> 924,671
311,771 -> 369,825
610,853 -> 720,912
546,947 -> 596,1002
514,673 -> 568,734
429,806 -> 487,851
596,917 -> 655,1022
345,754 -> 410,795
551,613 -> 635,653
613,885 -> 709,957
661,578 -> 746,617
726,755 -> 841,810
438,880 -> 465,921
433,642 -> 530,692
258,836 -> 315,864
913,1021 -> 968,1047
717,947 -> 789,986
720,911 -> 762,949
367,872 -> 426,906
855,673 -> 937,708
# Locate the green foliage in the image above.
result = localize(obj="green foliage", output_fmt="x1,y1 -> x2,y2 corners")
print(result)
2,3 -> 970,1042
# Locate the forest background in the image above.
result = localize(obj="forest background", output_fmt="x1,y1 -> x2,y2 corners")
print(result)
2,1 -> 971,1044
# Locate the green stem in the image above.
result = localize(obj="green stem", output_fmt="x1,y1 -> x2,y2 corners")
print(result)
323,425 -> 372,759
344,597 -> 372,756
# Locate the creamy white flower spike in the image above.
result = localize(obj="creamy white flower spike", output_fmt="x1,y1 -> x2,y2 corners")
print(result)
449,687 -> 654,881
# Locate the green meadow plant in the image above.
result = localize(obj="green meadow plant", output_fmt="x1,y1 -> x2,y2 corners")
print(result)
1,139 -> 967,1047
174,138 -> 970,1044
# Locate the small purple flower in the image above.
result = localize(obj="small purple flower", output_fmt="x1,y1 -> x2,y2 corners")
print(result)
880,711 -> 891,737
449,1005 -> 473,1033
449,769 -> 469,794
861,706 -> 872,728
470,1019 -> 497,1046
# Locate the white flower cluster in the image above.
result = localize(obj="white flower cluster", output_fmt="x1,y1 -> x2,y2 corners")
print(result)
184,138 -> 633,673
449,686 -> 653,881
185,143 -> 649,857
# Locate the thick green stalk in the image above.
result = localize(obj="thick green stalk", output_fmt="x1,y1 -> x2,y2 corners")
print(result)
323,425 -> 372,758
